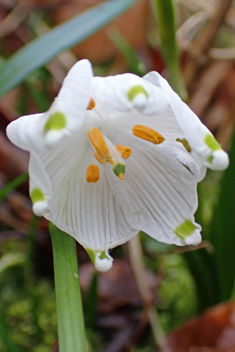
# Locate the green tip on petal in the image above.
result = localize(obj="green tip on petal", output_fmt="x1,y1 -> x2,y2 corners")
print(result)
174,219 -> 196,240
30,188 -> 45,204
30,188 -> 48,216
44,111 -> 67,133
127,85 -> 148,102
86,248 -> 106,264
112,163 -> 125,178
85,248 -> 113,272
207,155 -> 213,163
204,134 -> 221,151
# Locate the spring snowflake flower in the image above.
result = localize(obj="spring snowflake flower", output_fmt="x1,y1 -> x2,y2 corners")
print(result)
6,59 -> 229,271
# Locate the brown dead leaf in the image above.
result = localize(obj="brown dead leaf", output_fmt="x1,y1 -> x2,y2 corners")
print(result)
189,61 -> 232,117
0,132 -> 28,179
189,348 -> 235,352
168,302 -> 235,352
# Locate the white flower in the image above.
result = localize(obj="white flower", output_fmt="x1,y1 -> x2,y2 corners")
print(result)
6,59 -> 229,272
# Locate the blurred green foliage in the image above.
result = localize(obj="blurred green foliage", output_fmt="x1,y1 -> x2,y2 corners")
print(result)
184,129 -> 235,311
158,254 -> 197,332
0,238 -> 57,352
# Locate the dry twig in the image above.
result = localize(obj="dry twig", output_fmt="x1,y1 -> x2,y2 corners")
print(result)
0,2 -> 31,37
128,235 -> 172,352
183,0 -> 233,87
189,61 -> 232,117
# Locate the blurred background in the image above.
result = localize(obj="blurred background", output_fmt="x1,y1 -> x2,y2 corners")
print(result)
0,0 -> 235,351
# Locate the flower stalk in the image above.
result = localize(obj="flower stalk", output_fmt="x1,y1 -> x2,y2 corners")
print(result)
49,223 -> 87,352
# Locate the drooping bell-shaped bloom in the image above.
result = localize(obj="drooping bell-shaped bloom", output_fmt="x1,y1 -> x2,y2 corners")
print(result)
6,59 -> 229,271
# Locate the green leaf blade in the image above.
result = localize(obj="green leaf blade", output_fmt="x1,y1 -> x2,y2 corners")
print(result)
210,130 -> 235,301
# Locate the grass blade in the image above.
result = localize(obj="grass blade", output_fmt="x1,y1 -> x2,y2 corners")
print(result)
0,173 -> 28,203
151,0 -> 187,100
210,129 -> 235,301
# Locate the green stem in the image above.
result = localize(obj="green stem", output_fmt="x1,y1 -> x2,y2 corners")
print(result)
151,0 -> 188,101
49,223 -> 87,352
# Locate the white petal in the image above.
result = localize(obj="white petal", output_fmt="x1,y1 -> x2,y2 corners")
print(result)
34,134 -> 138,252
6,113 -> 45,153
7,60 -> 93,151
29,153 -> 52,216
46,59 -> 92,130
107,130 -> 202,246
92,73 -> 169,115
163,145 -> 207,182
102,108 -> 191,151
143,71 -> 229,170
100,109 -> 206,181
143,71 -> 209,147
44,129 -> 70,148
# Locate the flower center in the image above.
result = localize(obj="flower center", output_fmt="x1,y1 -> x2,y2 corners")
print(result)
87,127 -> 131,182
86,102 -> 165,185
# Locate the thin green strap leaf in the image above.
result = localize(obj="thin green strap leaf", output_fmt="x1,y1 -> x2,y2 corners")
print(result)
0,173 -> 28,203
151,0 -> 187,100
210,129 -> 235,301
0,0 -> 135,97
0,314 -> 21,352
107,28 -> 146,76
184,130 -> 235,310
84,272 -> 98,330
183,249 -> 220,312
183,181 -> 223,312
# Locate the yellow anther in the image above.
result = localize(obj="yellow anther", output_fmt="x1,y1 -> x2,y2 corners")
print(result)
86,164 -> 100,183
88,127 -> 112,162
132,125 -> 165,144
94,151 -> 106,165
116,145 -> 132,159
87,97 -> 96,110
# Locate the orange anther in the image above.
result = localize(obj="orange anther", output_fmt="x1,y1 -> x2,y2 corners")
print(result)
87,127 -> 112,162
132,125 -> 165,144
87,97 -> 96,110
94,151 -> 106,165
86,164 -> 100,183
116,145 -> 132,159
